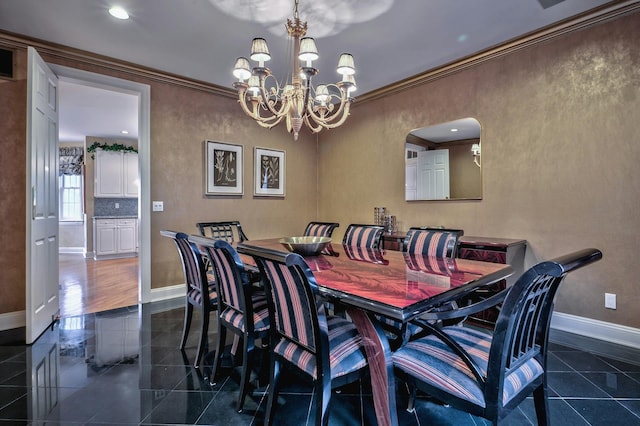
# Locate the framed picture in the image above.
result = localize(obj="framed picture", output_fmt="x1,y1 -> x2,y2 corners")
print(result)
205,140 -> 243,196
254,147 -> 285,197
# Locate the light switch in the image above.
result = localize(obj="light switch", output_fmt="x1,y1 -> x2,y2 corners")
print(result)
152,201 -> 164,212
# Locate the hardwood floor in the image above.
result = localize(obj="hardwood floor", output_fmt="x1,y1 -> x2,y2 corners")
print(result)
59,253 -> 139,317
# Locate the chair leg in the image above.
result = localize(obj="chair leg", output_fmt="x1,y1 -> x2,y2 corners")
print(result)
180,302 -> 193,350
236,332 -> 255,412
209,325 -> 226,385
195,306 -> 210,368
407,384 -> 417,413
265,357 -> 281,426
315,377 -> 332,426
533,384 -> 550,426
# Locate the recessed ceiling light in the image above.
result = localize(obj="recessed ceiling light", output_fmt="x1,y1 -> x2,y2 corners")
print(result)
450,128 -> 459,132
121,130 -> 129,134
108,6 -> 129,20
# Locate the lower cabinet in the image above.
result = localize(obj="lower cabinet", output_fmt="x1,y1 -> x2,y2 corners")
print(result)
94,218 -> 138,259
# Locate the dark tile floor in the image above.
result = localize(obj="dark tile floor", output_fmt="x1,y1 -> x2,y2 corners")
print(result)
1,299 -> 639,425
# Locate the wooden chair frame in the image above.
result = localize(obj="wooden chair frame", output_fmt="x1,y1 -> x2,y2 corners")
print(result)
394,248 -> 603,425
160,230 -> 216,368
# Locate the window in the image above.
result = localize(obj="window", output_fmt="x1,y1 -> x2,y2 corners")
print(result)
59,174 -> 84,221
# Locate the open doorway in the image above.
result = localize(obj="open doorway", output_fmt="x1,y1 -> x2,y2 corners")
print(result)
51,65 -> 151,316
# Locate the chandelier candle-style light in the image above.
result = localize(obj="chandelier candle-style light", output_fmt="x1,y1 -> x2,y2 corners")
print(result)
232,0 -> 356,140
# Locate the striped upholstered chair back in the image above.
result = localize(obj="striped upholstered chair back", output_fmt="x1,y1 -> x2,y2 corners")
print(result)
249,249 -> 370,425
342,224 -> 385,249
193,236 -> 270,412
403,227 -> 463,258
303,221 -> 340,238
392,248 -> 602,425
160,230 -> 216,367
260,255 -> 323,360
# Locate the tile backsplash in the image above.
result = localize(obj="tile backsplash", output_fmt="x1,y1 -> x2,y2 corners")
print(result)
94,198 -> 138,216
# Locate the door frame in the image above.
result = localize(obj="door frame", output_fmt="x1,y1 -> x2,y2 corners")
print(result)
48,64 -> 152,304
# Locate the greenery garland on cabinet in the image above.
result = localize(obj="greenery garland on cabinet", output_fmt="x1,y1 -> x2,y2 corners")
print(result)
87,142 -> 138,159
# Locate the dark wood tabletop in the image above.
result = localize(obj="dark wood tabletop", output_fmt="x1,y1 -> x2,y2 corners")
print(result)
238,238 -> 513,322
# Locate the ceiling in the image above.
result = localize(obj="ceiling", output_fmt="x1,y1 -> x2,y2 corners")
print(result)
0,0 -> 621,143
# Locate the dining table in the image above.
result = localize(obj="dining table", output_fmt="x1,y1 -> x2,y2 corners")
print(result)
237,238 -> 514,426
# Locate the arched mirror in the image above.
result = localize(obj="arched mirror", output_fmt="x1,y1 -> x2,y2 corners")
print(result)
405,117 -> 482,201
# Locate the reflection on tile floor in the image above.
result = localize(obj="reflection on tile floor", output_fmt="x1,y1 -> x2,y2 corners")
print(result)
0,299 -> 639,425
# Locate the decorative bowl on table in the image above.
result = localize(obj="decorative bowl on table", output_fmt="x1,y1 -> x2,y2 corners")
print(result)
279,236 -> 331,256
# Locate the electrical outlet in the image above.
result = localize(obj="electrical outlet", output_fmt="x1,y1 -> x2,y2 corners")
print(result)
152,201 -> 164,212
605,293 -> 616,310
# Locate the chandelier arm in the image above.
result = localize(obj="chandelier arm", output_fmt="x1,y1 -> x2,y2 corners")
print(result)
256,89 -> 289,118
305,92 -> 352,128
254,115 -> 286,129
237,96 -> 284,127
237,85 -> 291,126
308,102 -> 352,130
302,114 -> 324,133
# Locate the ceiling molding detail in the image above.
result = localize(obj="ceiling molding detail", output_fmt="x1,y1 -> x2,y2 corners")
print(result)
1,1 -> 637,104
356,0 -> 640,104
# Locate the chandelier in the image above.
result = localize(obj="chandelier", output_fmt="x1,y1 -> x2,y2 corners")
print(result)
232,0 -> 356,141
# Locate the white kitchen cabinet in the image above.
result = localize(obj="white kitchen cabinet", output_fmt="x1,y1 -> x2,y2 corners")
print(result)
94,218 -> 138,259
123,152 -> 139,197
95,149 -> 139,198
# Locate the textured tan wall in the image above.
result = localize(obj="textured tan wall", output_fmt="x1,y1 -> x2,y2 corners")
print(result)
0,48 -> 27,313
148,81 -> 318,288
0,42 -> 318,314
319,12 -> 640,327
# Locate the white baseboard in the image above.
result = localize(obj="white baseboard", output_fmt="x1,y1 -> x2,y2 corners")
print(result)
59,247 -> 85,254
150,284 -> 183,303
0,310 -> 25,331
551,312 -> 640,350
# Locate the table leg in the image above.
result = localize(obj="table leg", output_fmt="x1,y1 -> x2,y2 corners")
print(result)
347,308 -> 398,426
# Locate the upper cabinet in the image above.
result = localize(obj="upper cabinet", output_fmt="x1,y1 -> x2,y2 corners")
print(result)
95,149 -> 139,198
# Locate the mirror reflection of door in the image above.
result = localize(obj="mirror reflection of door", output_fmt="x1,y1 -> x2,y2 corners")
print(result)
417,149 -> 450,200
406,117 -> 482,201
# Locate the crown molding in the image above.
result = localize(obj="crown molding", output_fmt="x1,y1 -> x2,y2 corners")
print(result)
1,1 -> 638,103
0,29 -> 237,99
356,0 -> 640,104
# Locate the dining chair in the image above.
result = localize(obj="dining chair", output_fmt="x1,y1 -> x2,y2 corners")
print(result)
403,227 -> 464,257
342,223 -> 385,249
160,230 -> 217,368
393,248 -> 603,425
376,227 -> 463,344
196,220 -> 249,243
303,221 -> 340,238
249,248 -> 373,426
192,236 -> 270,412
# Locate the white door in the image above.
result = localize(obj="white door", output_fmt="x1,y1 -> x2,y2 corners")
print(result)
417,149 -> 450,200
405,158 -> 417,200
27,47 -> 60,344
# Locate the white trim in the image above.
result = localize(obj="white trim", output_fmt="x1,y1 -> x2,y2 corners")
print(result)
149,284 -> 184,303
59,247 -> 84,254
47,64 -> 151,305
551,312 -> 640,350
0,311 -> 26,331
